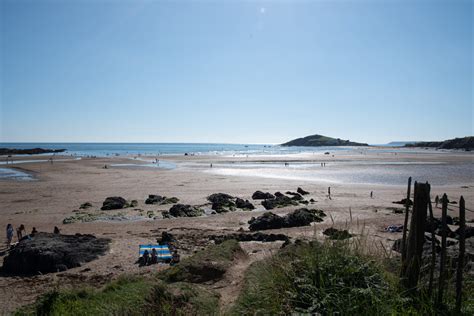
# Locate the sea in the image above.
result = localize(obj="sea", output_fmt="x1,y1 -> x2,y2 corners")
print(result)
0,142 -> 358,157
1,143 -> 472,186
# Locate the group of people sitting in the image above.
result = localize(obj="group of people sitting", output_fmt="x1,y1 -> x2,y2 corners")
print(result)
140,248 -> 180,266
6,224 -> 61,247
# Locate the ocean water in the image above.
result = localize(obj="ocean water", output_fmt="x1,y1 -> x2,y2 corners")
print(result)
0,143 -> 356,157
203,161 -> 474,186
1,143 -> 472,185
0,168 -> 34,181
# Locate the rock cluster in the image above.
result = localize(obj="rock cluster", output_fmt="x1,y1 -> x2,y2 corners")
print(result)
2,233 -> 110,275
323,228 -> 353,240
248,208 -> 326,231
163,204 -> 204,218
207,193 -> 254,213
209,232 -> 290,244
145,195 -> 179,205
252,191 -> 275,200
101,197 -> 127,210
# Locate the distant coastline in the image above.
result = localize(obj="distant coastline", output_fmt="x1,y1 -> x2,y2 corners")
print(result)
0,148 -> 66,156
404,136 -> 473,150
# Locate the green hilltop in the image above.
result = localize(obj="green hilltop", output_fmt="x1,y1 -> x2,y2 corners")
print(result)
281,134 -> 369,147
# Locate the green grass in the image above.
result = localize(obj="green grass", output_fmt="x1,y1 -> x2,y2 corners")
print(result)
16,240 -> 240,315
160,239 -> 243,283
231,240 -> 474,315
144,281 -> 219,315
16,275 -> 153,316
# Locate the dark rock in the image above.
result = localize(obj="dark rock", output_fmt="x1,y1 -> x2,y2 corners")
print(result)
392,198 -> 413,206
101,197 -> 127,210
208,193 -> 234,203
425,216 -> 456,238
454,226 -> 474,239
129,200 -> 138,208
297,187 -> 310,195
146,195 -> 164,204
248,212 -> 284,231
249,209 -> 326,231
323,228 -> 352,240
310,198 -> 316,203
168,204 -> 204,217
210,232 -> 290,244
208,193 -> 235,213
289,193 -> 304,201
79,202 -> 92,209
274,192 -> 285,198
2,233 -> 110,275
252,191 -> 275,200
146,195 -> 179,205
283,208 -> 325,227
235,198 -> 255,210
261,195 -> 298,210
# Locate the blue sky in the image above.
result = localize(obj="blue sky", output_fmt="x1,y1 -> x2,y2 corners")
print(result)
1,0 -> 472,144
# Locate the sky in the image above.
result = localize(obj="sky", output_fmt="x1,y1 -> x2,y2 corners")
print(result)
0,0 -> 472,144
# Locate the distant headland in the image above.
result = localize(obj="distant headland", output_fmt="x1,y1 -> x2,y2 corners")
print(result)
404,136 -> 473,150
281,134 -> 369,147
0,148 -> 66,155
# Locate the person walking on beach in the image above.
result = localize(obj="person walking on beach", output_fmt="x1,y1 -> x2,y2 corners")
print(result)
435,195 -> 439,207
328,187 -> 331,199
370,191 -> 373,198
6,224 -> 14,247
16,224 -> 25,241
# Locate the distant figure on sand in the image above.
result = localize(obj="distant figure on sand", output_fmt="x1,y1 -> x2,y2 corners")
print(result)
435,195 -> 439,207
370,191 -> 373,198
6,224 -> 14,247
16,224 -> 25,241
31,227 -> 38,235
328,187 -> 331,199
210,163 -> 213,168
53,226 -> 60,234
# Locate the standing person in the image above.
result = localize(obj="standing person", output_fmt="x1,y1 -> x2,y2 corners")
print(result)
328,187 -> 331,199
435,195 -> 439,207
53,226 -> 60,234
6,224 -> 14,247
370,191 -> 373,198
16,224 -> 25,241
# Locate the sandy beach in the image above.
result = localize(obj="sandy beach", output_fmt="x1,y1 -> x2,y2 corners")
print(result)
0,149 -> 473,313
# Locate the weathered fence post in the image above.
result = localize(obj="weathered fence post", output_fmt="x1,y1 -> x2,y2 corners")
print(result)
401,182 -> 429,292
427,196 -> 436,297
455,196 -> 466,313
437,194 -> 448,306
401,177 -> 412,268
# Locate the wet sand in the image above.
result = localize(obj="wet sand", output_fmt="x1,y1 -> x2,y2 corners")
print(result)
0,150 -> 473,313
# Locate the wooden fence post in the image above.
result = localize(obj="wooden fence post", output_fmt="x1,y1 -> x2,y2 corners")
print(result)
428,196 -> 436,297
456,196 -> 466,312
401,182 -> 429,292
437,194 -> 448,306
401,177 -> 412,268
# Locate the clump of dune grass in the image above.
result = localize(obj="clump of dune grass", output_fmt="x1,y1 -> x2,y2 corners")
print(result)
16,275 -> 153,316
